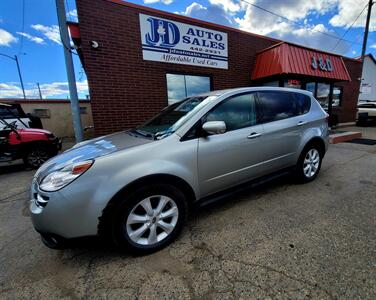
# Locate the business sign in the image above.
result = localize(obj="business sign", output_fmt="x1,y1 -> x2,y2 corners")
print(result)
311,55 -> 333,72
139,14 -> 228,69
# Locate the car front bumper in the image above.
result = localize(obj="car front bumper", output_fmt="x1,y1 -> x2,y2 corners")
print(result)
29,176 -> 103,239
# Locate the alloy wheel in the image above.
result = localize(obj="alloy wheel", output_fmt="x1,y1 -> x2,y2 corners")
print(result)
28,149 -> 49,168
303,149 -> 320,178
125,195 -> 179,246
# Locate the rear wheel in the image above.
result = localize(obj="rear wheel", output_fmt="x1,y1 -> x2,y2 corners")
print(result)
105,184 -> 188,254
24,146 -> 51,168
40,233 -> 68,249
295,145 -> 322,183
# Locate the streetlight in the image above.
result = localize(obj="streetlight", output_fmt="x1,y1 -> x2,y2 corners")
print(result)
0,53 -> 26,99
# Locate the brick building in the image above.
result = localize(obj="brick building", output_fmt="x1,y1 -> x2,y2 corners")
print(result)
72,0 -> 363,136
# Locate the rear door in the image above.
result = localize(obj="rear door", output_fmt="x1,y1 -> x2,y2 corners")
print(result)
198,92 -> 266,196
256,90 -> 302,170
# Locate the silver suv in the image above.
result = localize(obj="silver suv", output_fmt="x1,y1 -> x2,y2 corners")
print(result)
30,87 -> 329,253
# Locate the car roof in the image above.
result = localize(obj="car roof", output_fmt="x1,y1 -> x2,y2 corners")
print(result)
197,86 -> 314,98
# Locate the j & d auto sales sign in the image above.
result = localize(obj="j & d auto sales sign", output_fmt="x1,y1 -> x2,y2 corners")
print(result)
139,14 -> 228,69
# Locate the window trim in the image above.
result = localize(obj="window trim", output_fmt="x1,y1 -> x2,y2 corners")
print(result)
181,91 -> 260,141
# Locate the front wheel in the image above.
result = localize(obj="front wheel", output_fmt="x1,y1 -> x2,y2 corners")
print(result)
109,184 -> 188,254
23,146 -> 51,169
295,145 -> 322,183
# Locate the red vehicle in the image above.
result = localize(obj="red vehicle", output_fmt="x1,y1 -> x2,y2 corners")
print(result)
0,103 -> 61,168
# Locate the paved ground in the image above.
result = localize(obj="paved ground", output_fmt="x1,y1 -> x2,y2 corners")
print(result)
1,128 -> 376,299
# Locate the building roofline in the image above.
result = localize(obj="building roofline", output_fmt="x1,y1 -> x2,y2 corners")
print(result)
365,53 -> 376,64
103,0 -> 361,62
256,41 -> 360,61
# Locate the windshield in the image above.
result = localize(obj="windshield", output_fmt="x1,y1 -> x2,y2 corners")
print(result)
136,95 -> 216,139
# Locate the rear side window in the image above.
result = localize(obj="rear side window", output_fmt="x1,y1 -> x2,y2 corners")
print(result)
295,93 -> 311,115
205,93 -> 257,131
257,91 -> 297,123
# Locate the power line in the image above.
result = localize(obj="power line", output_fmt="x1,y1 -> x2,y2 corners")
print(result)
331,2 -> 369,52
238,0 -> 362,46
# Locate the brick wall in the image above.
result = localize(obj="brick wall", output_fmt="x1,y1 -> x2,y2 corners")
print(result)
76,0 -> 362,135
333,58 -> 362,123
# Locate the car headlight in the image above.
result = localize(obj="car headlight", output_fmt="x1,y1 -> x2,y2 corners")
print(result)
39,160 -> 94,192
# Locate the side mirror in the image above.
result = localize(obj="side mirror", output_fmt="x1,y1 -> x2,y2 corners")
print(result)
202,121 -> 226,135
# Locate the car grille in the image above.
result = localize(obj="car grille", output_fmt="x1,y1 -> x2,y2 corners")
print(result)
33,193 -> 49,208
32,180 -> 49,208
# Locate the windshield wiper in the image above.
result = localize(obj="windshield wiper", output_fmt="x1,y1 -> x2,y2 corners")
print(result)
129,129 -> 154,139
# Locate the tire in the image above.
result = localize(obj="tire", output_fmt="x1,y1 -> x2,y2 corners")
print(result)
23,146 -> 51,169
295,144 -> 322,183
41,233 -> 68,250
105,184 -> 188,254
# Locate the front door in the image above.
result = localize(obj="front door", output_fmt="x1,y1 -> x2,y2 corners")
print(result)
198,92 -> 266,197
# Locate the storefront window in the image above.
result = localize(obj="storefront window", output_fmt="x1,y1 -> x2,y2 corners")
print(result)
285,79 -> 301,89
306,82 -> 316,96
316,83 -> 330,110
166,74 -> 211,104
262,81 -> 279,87
332,86 -> 342,107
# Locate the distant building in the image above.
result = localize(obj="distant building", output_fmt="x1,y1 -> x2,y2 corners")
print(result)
359,54 -> 376,103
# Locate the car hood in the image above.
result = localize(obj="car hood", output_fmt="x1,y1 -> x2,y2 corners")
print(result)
35,130 -> 153,182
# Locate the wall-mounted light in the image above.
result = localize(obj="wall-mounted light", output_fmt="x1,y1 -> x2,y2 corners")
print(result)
90,41 -> 99,49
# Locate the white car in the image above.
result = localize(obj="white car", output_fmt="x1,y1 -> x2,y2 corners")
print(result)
357,102 -> 376,125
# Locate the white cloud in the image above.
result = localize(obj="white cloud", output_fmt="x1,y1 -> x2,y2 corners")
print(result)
208,0 -> 240,13
67,9 -> 78,22
371,44 -> 376,49
179,0 -> 353,54
0,28 -> 17,47
31,24 -> 61,45
143,0 -> 173,4
0,80 -> 89,99
16,32 -> 45,44
183,2 -> 233,27
330,0 -> 376,31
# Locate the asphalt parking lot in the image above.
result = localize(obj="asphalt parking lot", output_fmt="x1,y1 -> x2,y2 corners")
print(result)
1,130 -> 376,299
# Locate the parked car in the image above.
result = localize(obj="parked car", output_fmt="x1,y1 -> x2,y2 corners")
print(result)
30,87 -> 329,253
0,102 -> 43,130
0,103 -> 61,168
356,102 -> 376,125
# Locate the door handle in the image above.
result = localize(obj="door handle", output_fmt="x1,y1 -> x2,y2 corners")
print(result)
247,132 -> 262,139
297,121 -> 307,126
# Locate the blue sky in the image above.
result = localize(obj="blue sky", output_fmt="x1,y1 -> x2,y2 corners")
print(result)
0,0 -> 375,99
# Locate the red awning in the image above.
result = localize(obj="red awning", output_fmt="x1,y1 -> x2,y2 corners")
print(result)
252,43 -> 351,82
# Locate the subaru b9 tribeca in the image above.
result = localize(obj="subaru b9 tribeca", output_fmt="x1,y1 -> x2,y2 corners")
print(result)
30,87 -> 329,253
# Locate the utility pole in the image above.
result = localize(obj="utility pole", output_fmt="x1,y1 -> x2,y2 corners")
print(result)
0,53 -> 26,99
14,55 -> 26,99
361,0 -> 374,59
55,0 -> 83,142
37,82 -> 42,99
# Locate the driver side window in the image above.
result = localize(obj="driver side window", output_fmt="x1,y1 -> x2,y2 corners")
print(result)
205,93 -> 257,131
